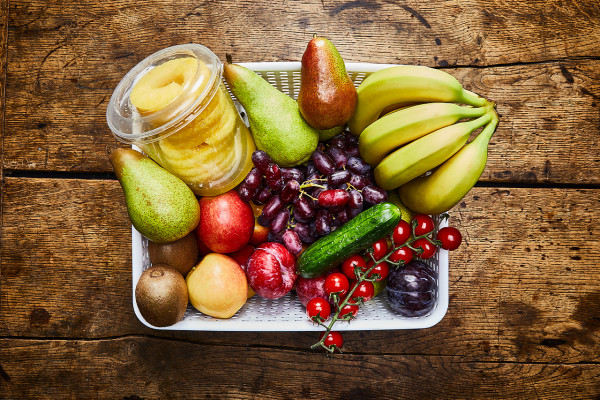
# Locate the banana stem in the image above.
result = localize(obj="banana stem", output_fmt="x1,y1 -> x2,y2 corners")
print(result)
471,110 -> 499,146
464,112 -> 492,131
462,105 -> 488,119
460,89 -> 488,107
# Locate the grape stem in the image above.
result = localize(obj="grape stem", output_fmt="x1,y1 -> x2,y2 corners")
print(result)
299,179 -> 327,191
298,179 -> 327,202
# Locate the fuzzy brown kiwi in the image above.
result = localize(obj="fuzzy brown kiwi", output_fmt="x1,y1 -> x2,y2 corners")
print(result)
135,265 -> 189,327
148,232 -> 199,276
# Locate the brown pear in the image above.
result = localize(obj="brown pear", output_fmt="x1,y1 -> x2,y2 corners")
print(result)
297,35 -> 357,130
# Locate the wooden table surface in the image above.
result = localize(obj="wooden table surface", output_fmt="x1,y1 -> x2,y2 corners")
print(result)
1,1 -> 599,398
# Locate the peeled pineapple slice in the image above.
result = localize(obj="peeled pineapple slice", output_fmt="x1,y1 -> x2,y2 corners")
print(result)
130,57 -> 199,114
130,55 -> 254,196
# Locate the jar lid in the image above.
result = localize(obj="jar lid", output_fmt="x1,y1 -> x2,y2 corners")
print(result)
106,43 -> 223,144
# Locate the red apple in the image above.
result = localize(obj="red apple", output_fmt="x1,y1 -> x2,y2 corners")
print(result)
246,242 -> 297,299
197,190 -> 254,254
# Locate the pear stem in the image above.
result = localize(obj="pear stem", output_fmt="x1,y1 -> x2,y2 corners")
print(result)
226,53 -> 233,64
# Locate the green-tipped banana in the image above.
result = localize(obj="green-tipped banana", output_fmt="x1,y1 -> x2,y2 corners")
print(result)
399,110 -> 499,214
374,112 -> 492,191
348,65 -> 487,136
359,102 -> 487,166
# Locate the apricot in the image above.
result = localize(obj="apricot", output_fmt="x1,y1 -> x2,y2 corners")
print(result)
186,253 -> 247,318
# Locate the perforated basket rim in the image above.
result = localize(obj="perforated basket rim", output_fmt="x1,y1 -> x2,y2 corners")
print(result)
131,62 -> 450,331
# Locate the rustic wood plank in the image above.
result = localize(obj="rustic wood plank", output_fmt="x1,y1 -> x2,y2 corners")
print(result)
0,178 -> 135,337
456,60 -> 600,184
1,178 -> 599,364
0,337 -> 599,399
0,0 -> 6,128
7,1 -> 600,66
3,1 -> 600,183
1,0 -> 8,250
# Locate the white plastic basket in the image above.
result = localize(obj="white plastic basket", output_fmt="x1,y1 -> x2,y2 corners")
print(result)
132,62 -> 450,331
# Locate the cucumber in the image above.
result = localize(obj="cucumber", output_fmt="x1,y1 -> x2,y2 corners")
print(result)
296,202 -> 401,278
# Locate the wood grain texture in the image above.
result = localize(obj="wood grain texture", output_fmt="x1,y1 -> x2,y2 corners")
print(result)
7,0 -> 600,66
2,1 -> 600,184
3,1 -> 600,397
456,60 -> 600,184
1,178 -> 599,365
0,0 -> 6,133
0,0 -> 7,241
0,337 -> 599,400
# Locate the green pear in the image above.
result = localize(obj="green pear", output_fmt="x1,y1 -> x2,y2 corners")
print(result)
297,35 -> 357,130
318,125 -> 344,142
223,63 -> 319,167
110,148 -> 200,243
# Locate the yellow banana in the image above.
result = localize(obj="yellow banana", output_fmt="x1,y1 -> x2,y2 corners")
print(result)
348,65 -> 487,136
359,102 -> 487,166
399,110 -> 499,215
373,112 -> 492,191
379,102 -> 419,117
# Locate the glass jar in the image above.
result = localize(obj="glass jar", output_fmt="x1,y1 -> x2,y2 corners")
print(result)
106,44 -> 255,196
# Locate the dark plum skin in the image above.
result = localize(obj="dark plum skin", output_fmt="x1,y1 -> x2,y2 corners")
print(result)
386,260 -> 437,317
295,268 -> 341,307
386,291 -> 436,317
295,275 -> 328,307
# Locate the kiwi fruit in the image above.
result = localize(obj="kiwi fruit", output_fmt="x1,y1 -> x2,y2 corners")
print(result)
135,265 -> 189,327
148,232 -> 199,276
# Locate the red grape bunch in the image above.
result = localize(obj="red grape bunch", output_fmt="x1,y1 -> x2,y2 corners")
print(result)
238,131 -> 389,255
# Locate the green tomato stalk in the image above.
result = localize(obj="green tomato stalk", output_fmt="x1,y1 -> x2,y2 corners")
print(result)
310,212 -> 450,353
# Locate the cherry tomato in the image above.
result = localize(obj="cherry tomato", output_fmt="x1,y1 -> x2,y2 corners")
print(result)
351,281 -> 375,303
389,246 -> 413,265
412,214 -> 435,236
339,303 -> 359,319
366,259 -> 389,281
320,331 -> 343,352
437,226 -> 463,251
324,272 -> 350,298
392,220 -> 411,245
413,238 -> 437,259
341,255 -> 366,280
371,238 -> 389,260
306,297 -> 331,321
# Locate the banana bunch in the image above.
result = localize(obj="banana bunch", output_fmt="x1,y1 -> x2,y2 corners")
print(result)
350,65 -> 499,215
399,112 -> 499,214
